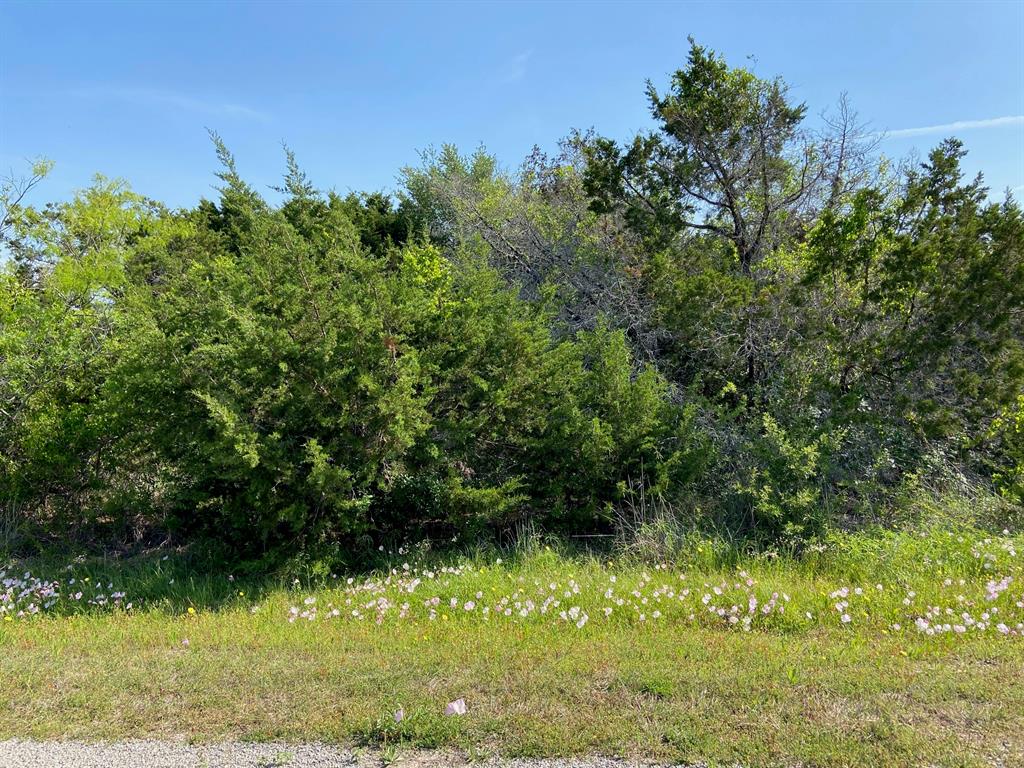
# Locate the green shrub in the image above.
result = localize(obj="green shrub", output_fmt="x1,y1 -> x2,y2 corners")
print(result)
88,147 -> 697,560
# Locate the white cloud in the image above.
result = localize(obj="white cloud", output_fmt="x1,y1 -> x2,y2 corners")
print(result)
882,115 -> 1024,139
72,86 -> 270,121
499,50 -> 533,84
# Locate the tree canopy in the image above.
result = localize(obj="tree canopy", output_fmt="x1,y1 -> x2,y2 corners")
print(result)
2,43 -> 1021,565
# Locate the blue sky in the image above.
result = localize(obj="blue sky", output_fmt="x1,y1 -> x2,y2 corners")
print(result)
1,1 -> 1022,209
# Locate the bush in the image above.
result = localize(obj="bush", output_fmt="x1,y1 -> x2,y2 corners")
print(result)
83,148 -> 697,561
3,42 -> 1022,564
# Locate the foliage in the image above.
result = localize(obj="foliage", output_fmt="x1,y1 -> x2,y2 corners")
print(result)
0,141 -> 693,560
991,395 -> 1024,504
1,43 -> 1021,562
0,174 -> 161,543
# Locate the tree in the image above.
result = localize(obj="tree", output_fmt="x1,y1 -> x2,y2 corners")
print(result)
802,140 -> 1024,451
0,158 -> 54,247
582,39 -> 819,271
0,174 -> 160,544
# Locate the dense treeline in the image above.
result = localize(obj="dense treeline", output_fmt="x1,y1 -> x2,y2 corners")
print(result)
2,43 -> 1022,564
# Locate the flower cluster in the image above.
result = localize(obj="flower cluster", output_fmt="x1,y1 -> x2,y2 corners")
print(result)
700,571 -> 789,630
0,568 -> 132,621
282,546 -> 1024,640
907,574 -> 1024,636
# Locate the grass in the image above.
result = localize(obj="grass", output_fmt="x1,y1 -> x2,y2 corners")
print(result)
2,524 -> 1023,767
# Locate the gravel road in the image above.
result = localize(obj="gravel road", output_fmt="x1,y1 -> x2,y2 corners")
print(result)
0,740 -> 357,768
0,741 -> 690,768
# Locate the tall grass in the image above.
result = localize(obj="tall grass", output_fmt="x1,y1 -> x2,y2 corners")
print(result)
0,499 -> 23,557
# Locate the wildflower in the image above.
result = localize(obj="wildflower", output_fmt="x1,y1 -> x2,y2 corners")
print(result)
444,699 -> 467,716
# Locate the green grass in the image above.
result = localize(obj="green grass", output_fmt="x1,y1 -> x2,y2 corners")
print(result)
2,526 -> 1023,767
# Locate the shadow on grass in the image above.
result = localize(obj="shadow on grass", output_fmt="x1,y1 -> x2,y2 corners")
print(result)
1,547 -> 288,615
2,529 -> 630,616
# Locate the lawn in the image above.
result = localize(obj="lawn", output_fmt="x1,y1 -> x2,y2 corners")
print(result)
2,527 -> 1023,768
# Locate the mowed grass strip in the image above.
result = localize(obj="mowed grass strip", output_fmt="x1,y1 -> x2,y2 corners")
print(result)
3,531 -> 1023,767
2,612 -> 1022,768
